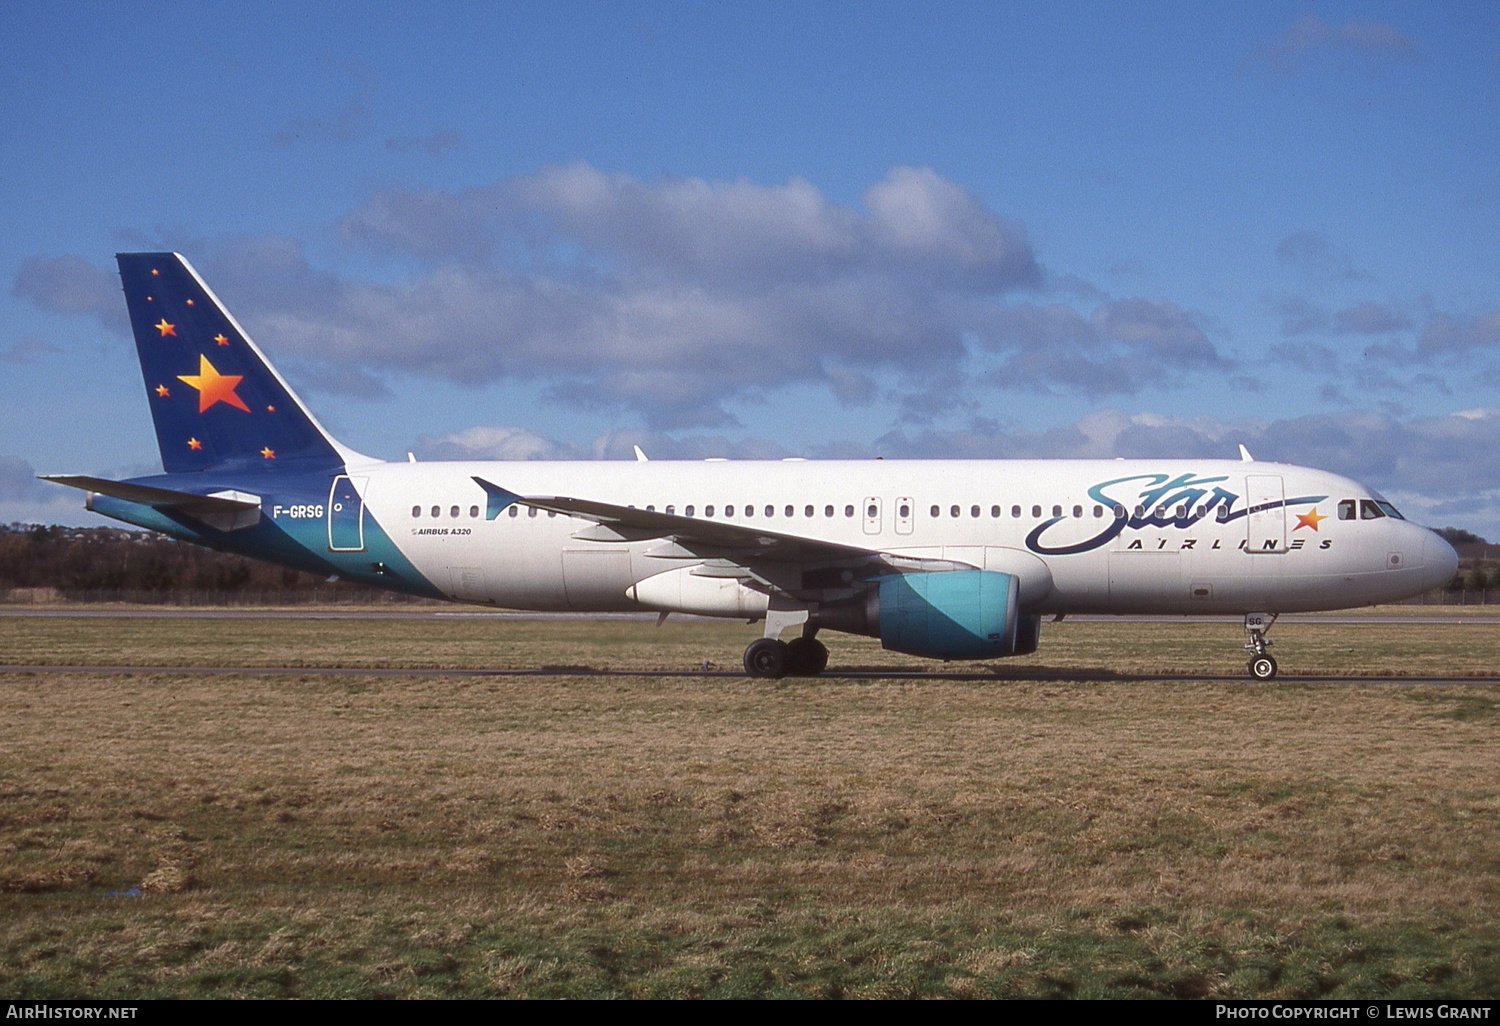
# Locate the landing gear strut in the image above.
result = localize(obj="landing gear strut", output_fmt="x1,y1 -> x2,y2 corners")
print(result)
743,629 -> 828,679
1244,612 -> 1278,680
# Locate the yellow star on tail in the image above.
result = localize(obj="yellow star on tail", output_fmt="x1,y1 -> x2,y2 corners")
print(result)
177,354 -> 250,413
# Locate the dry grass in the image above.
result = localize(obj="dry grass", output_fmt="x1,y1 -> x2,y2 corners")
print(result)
0,614 -> 1497,997
3,611 -> 1499,677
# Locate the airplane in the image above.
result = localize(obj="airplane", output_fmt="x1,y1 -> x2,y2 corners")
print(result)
44,253 -> 1460,680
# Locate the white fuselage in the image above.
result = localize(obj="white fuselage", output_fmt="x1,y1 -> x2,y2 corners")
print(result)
329,457 -> 1456,616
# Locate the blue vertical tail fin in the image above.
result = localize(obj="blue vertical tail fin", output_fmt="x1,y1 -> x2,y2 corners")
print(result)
117,252 -> 365,473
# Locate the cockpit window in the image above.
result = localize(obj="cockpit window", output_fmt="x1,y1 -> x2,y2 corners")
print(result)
1360,500 -> 1385,520
1376,501 -> 1405,520
1338,499 -> 1356,520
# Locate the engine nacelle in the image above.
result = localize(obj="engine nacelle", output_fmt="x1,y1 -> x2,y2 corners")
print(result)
626,566 -> 770,618
799,569 -> 1027,661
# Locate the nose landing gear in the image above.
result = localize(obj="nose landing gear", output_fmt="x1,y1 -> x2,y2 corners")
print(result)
1244,612 -> 1278,680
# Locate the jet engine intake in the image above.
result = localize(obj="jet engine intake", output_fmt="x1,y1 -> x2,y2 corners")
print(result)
817,569 -> 1024,660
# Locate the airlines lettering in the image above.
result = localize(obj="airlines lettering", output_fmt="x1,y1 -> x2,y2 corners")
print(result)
1024,473 -> 1328,556
1121,538 -> 1334,552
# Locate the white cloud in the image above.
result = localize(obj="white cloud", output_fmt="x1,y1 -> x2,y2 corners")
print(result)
10,256 -> 124,334
416,426 -> 580,461
0,455 -> 111,527
1250,14 -> 1417,75
1333,302 -> 1411,335
17,164 -> 1491,440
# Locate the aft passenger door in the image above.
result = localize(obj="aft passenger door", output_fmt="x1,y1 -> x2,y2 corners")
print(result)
327,475 -> 367,552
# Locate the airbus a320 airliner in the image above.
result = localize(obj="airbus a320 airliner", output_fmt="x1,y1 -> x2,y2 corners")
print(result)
45,254 -> 1459,679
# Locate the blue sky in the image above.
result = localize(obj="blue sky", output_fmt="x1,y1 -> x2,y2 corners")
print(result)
4,1 -> 1500,535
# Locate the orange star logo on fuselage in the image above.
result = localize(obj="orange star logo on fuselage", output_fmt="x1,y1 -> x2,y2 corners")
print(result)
1294,508 -> 1328,531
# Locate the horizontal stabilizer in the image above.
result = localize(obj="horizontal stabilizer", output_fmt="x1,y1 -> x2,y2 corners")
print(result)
42,475 -> 260,511
41,475 -> 261,529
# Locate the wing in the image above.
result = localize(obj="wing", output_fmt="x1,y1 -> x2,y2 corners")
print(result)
471,476 -> 965,576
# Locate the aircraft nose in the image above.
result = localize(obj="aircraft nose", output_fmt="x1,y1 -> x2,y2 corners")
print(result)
1420,530 -> 1460,593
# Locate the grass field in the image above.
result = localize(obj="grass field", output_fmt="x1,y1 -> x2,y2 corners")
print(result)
1,613 -> 1498,998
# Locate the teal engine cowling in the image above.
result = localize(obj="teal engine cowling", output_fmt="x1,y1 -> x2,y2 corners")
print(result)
815,569 -> 1042,660
877,570 -> 1019,659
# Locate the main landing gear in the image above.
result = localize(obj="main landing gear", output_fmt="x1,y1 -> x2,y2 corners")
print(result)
1244,612 -> 1278,680
743,632 -> 829,679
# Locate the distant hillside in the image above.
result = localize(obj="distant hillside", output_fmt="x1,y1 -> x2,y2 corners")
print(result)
1432,526 -> 1500,562
0,523 -> 410,603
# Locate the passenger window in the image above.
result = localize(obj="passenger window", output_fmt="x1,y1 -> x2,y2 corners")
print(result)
685,505 -> 695,517
447,506 -> 457,518
899,503 -> 910,518
647,505 -> 656,512
706,505 -> 715,517
430,505 -> 440,518
411,506 -> 421,518
744,505 -> 754,518
991,505 -> 1001,518
1032,505 -> 1041,518
508,506 -> 518,518
785,505 -> 794,517
1072,505 -> 1082,518
931,505 -> 940,518
1012,505 -> 1021,518
971,505 -> 980,518
845,505 -> 855,517
1176,505 -> 1186,519
824,505 -> 834,517
469,506 -> 479,518
665,505 -> 675,515
1113,504 -> 1126,519
1094,505 -> 1103,518
725,505 -> 735,517
527,508 -> 537,518
1052,505 -> 1062,518
763,505 -> 772,517
951,505 -> 960,518
804,505 -> 813,517
1135,505 -> 1145,519
1361,500 -> 1385,520
867,503 -> 877,518
1338,499 -> 1355,520
1216,506 -> 1229,521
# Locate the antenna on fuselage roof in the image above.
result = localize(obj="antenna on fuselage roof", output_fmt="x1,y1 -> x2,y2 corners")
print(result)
1238,444 -> 1255,462
633,445 -> 649,462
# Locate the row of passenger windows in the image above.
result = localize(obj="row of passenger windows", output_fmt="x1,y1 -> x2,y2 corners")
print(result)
409,501 -> 1228,521
414,505 -> 482,519
409,498 -> 1404,524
